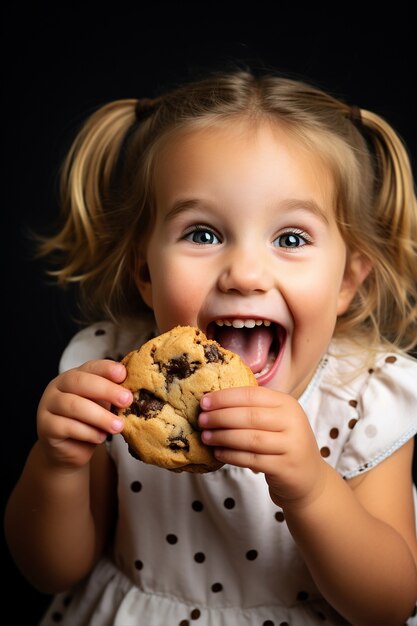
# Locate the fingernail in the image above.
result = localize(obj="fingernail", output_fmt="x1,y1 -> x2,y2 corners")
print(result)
200,395 -> 211,410
113,363 -> 125,377
199,412 -> 208,426
201,430 -> 212,443
118,390 -> 132,404
112,419 -> 124,432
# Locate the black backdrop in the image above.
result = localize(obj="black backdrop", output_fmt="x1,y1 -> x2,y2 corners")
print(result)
2,4 -> 416,624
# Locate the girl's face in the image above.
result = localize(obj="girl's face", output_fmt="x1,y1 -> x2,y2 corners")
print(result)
137,121 -> 362,398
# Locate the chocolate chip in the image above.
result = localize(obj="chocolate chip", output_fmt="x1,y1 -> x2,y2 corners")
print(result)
204,344 -> 224,363
165,354 -> 201,383
126,389 -> 165,419
168,435 -> 190,452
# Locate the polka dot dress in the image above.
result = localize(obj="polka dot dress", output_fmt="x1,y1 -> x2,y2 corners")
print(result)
39,322 -> 417,626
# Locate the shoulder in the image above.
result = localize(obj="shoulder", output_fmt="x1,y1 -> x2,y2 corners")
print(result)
59,315 -> 156,373
313,343 -> 417,479
323,342 -> 417,403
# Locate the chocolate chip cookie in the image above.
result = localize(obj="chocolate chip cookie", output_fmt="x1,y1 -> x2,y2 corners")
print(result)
117,325 -> 257,473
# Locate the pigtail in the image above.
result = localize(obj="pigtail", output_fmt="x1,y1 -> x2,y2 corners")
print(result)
358,110 -> 417,350
37,99 -> 148,320
42,100 -> 137,265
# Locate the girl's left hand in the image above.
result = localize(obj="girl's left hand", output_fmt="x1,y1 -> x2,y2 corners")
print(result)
199,386 -> 327,510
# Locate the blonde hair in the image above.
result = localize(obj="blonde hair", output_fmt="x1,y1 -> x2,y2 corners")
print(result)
37,70 -> 417,354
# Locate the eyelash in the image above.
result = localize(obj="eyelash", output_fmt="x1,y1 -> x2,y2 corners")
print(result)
273,229 -> 313,249
183,225 -> 222,245
183,225 -> 313,248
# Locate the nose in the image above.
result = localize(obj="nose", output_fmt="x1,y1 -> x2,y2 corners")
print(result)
217,244 -> 274,295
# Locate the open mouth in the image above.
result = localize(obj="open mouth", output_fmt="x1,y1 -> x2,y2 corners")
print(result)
206,319 -> 286,383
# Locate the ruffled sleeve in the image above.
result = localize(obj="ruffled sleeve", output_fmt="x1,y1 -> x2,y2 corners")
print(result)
58,317 -> 155,373
336,352 -> 417,479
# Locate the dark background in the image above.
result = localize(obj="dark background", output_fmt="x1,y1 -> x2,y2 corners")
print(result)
2,4 -> 416,624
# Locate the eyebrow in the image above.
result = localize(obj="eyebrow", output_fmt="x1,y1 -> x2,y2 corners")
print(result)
281,199 -> 330,224
165,197 -> 330,224
165,199 -> 205,221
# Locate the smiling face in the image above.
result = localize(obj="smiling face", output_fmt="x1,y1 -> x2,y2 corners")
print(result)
136,119 -> 363,398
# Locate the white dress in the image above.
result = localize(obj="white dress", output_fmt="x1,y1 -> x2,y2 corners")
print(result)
39,320 -> 417,626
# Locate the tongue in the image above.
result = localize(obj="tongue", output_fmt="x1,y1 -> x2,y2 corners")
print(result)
215,326 -> 274,374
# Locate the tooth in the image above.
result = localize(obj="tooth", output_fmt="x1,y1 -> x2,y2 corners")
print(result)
214,318 -> 274,328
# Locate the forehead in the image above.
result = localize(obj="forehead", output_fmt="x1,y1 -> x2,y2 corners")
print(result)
152,118 -> 336,209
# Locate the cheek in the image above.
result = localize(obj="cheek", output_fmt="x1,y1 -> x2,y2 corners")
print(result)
285,265 -> 344,332
148,259 -> 208,330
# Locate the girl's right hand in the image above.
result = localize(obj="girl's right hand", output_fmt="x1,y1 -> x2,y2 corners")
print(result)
36,359 -> 132,470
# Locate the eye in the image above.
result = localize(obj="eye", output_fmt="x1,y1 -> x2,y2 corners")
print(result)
272,230 -> 311,249
184,226 -> 221,245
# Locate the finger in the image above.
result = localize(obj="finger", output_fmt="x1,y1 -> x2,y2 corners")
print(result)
56,369 -> 132,408
201,428 -> 286,455
213,448 -> 279,474
77,359 -> 128,383
47,413 -> 110,446
45,394 -> 124,435
200,386 -> 285,411
199,406 -> 285,431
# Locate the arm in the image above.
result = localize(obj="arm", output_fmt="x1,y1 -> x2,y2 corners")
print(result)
199,387 -> 417,626
284,440 -> 417,626
4,360 -> 131,593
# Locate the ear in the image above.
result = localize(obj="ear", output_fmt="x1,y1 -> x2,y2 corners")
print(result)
337,251 -> 372,316
134,254 -> 154,310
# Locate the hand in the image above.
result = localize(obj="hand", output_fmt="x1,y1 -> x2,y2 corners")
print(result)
199,386 -> 327,509
37,360 -> 132,471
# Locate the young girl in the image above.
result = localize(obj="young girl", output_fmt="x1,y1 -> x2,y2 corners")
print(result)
5,69 -> 417,626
